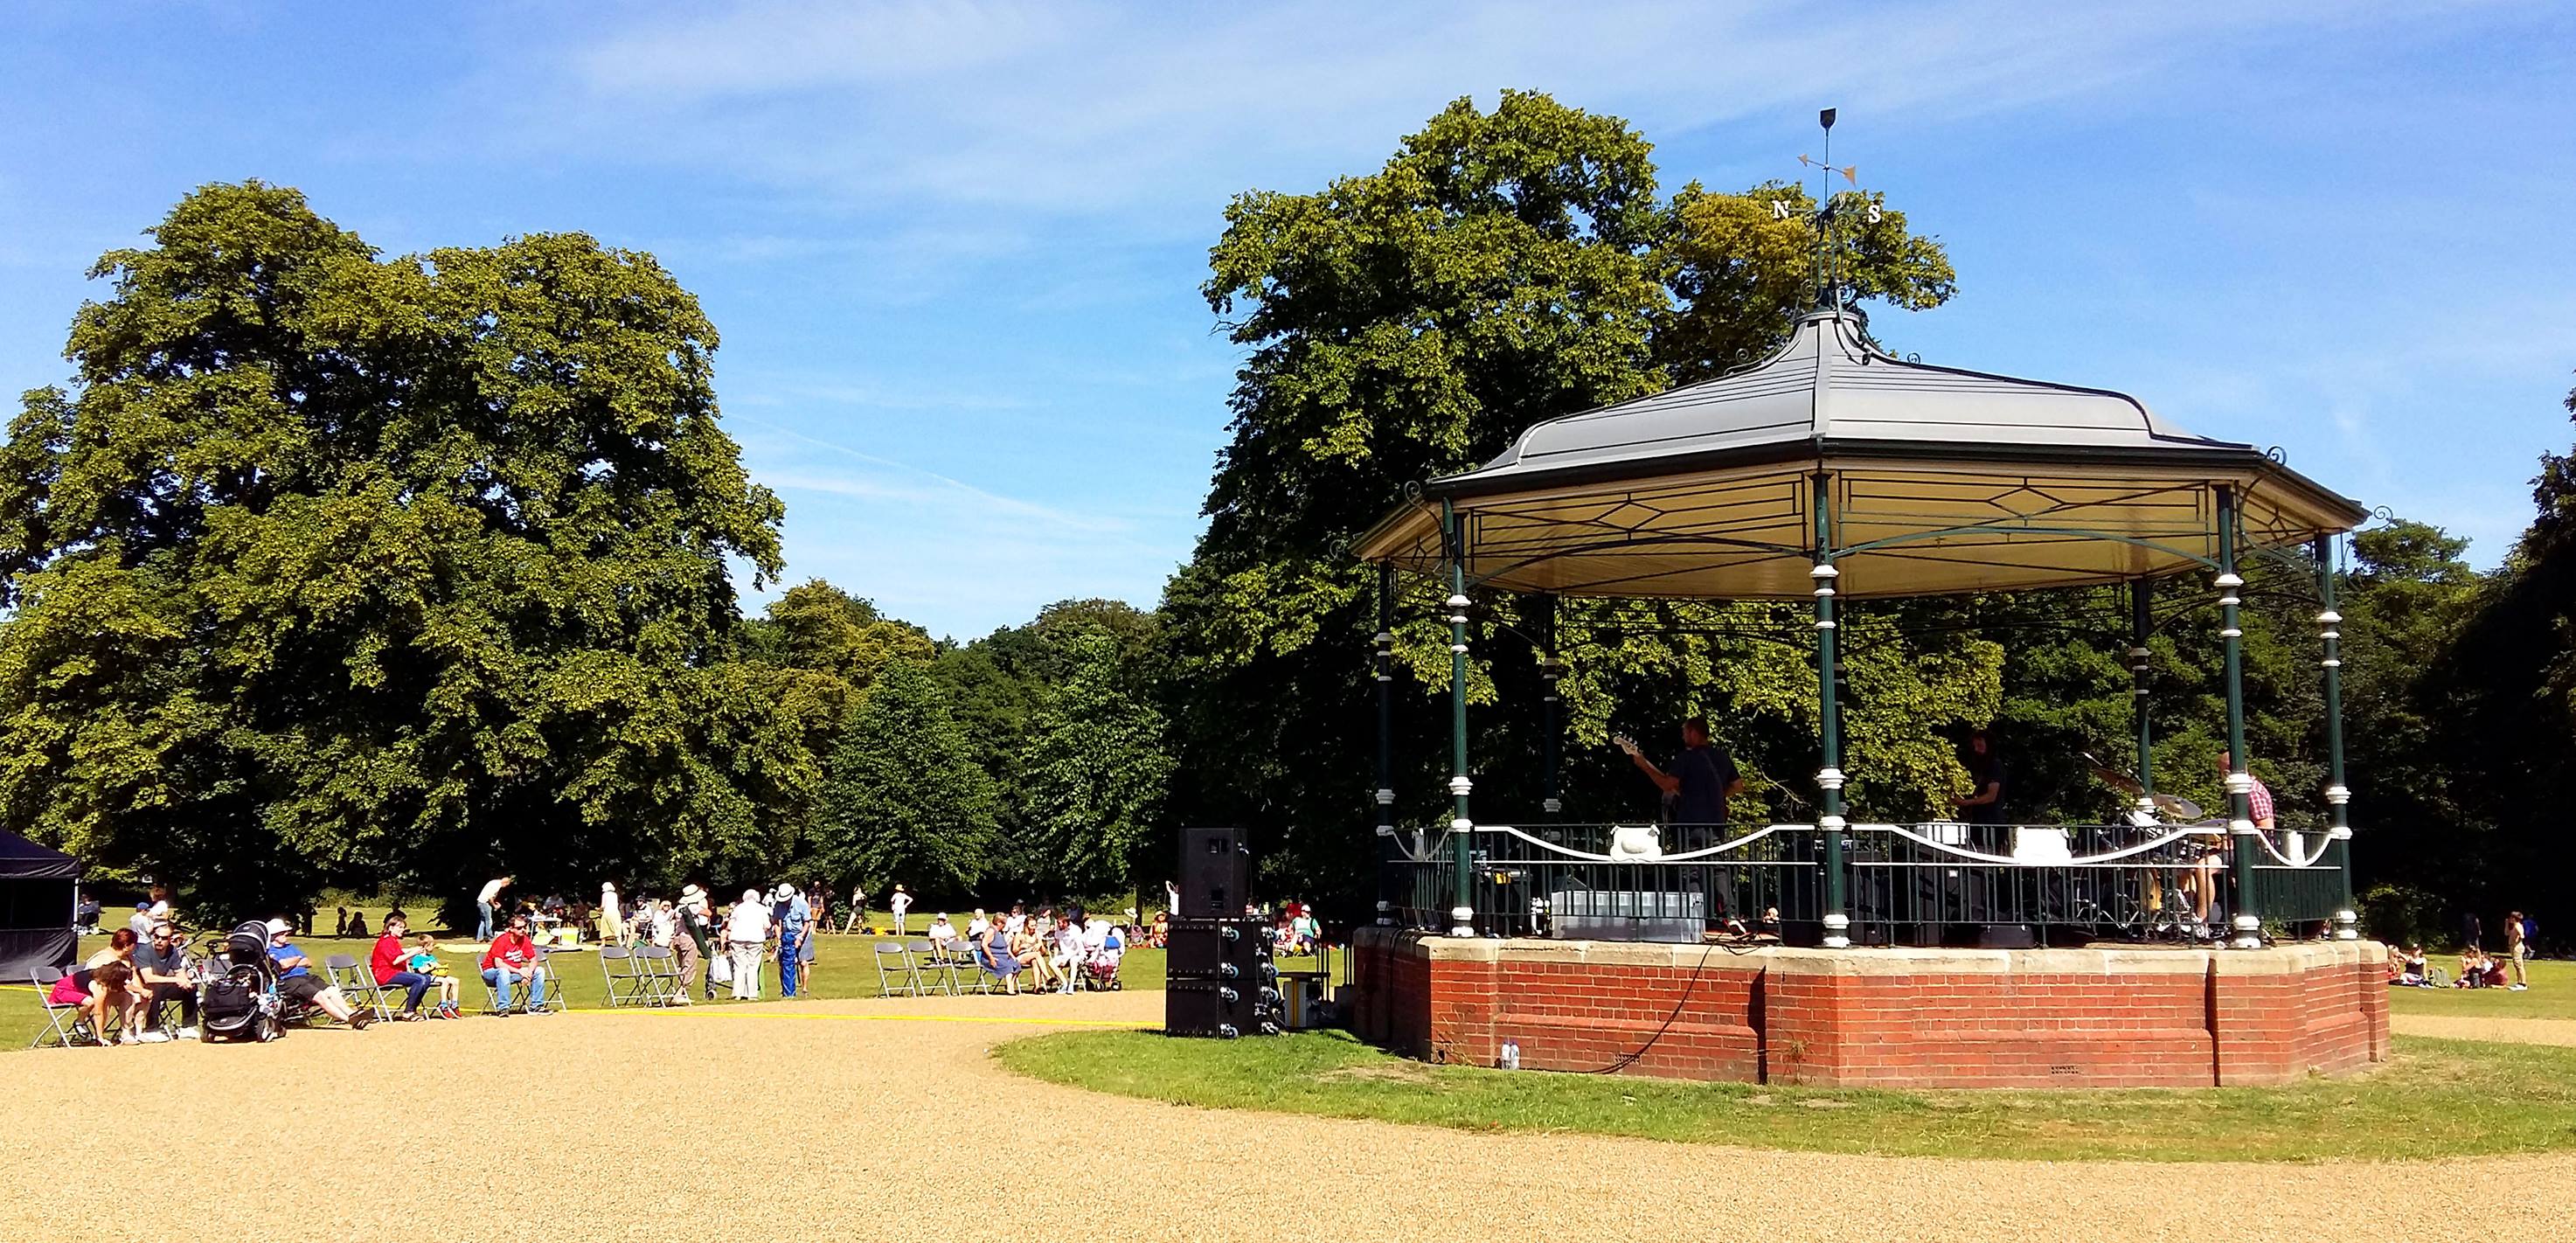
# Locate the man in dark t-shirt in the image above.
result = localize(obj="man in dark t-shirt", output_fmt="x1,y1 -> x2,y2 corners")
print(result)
1628,716 -> 1745,851
133,922 -> 198,1040
1955,730 -> 2006,826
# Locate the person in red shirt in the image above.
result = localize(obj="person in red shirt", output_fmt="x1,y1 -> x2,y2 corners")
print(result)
371,914 -> 435,1020
479,912 -> 552,1015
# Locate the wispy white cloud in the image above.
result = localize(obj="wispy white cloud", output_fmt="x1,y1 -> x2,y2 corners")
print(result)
538,0 -> 2395,219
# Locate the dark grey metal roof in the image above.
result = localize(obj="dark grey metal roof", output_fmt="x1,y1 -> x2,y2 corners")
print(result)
1429,308 -> 2247,497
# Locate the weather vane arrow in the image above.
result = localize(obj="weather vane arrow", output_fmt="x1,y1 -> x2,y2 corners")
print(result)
1797,154 -> 1858,184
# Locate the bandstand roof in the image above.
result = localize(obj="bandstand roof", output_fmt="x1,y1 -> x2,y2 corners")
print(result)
1356,308 -> 2366,599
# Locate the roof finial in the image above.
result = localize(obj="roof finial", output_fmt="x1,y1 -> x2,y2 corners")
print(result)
1795,107 -> 1854,315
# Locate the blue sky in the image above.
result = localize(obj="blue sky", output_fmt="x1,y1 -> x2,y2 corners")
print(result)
3,3 -> 2570,639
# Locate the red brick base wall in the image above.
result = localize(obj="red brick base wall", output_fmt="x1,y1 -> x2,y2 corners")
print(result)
1346,931 -> 2387,1088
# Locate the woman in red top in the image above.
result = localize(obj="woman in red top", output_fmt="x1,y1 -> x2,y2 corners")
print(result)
371,914 -> 435,1019
479,912 -> 551,1014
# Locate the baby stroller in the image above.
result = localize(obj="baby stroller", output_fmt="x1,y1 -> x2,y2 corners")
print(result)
199,921 -> 286,1043
1083,928 -> 1126,991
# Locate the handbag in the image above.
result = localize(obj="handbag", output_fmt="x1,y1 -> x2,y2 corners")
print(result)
709,952 -> 732,984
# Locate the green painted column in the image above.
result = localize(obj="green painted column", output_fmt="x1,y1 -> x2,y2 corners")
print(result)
2315,536 -> 2357,940
2129,578 -> 2156,817
2216,486 -> 2261,948
1538,594 -> 1564,818
1441,500 -> 1475,938
1811,473 -> 1850,949
1373,563 -> 1399,927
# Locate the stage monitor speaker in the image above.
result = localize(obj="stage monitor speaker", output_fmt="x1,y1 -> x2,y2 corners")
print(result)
1178,826 -> 1251,918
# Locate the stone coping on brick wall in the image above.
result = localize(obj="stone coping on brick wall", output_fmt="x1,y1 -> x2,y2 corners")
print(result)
1353,927 -> 2385,977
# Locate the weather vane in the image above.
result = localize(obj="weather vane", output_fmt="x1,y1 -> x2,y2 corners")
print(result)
1770,108 -> 1881,311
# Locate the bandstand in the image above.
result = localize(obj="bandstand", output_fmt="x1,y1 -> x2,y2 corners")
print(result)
1343,304 -> 2389,1087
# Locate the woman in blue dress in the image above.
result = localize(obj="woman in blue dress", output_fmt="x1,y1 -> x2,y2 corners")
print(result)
974,916 -> 1023,995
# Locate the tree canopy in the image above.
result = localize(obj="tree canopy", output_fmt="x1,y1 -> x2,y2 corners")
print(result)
0,182 -> 802,919
811,660 -> 998,895
1166,91 -> 1973,905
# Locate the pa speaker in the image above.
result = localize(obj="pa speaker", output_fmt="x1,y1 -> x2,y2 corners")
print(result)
1178,826 -> 1251,918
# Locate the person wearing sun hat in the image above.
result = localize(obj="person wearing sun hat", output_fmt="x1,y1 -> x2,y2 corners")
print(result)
888,884 -> 912,935
775,882 -> 810,998
267,919 -> 373,1028
673,884 -> 708,1001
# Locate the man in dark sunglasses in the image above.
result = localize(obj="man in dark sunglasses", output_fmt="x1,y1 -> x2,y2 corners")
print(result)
133,921 -> 198,1041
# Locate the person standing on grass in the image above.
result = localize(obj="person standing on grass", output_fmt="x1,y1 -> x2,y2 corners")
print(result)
2508,911 -> 2531,991
844,883 -> 867,934
726,889 -> 772,1001
599,881 -> 625,947
476,875 -> 511,942
371,915 -> 436,1020
677,885 -> 712,1001
888,884 -> 912,935
777,883 -> 810,998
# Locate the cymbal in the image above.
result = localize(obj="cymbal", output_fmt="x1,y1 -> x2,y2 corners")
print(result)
2153,793 -> 2206,819
2086,760 -> 2143,795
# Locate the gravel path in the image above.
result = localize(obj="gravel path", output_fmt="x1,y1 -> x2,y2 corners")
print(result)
2392,1013 -> 2576,1046
6,992 -> 2566,1241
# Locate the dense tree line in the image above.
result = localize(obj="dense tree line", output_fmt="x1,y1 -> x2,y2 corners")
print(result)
4,100 -> 2568,944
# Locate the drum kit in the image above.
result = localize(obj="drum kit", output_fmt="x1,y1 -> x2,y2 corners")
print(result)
2082,754 -> 2218,828
2079,753 -> 2232,938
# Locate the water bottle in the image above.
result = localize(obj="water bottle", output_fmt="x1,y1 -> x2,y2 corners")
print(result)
1500,1038 -> 1521,1071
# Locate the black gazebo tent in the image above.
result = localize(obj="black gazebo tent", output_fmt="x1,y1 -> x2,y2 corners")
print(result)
0,830 -> 76,976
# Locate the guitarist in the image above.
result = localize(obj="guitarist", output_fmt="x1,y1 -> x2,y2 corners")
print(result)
1624,716 -> 1745,851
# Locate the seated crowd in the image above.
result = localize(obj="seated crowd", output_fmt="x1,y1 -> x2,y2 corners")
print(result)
47,884 -> 1302,1043
928,904 -> 1130,996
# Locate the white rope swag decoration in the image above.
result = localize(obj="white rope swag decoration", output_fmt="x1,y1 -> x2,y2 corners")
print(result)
1415,822 -> 2335,868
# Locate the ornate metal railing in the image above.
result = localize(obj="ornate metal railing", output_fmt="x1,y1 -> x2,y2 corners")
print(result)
1386,820 -> 2346,943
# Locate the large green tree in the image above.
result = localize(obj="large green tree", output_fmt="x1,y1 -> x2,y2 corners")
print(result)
1163,93 -> 1965,912
811,660 -> 999,898
1015,626 -> 1175,897
0,182 -> 808,919
747,580 -> 936,712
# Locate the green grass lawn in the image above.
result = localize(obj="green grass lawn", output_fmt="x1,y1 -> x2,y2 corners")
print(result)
3,931 -> 1166,1052
996,1028 -> 2576,1163
2387,957 -> 2576,1019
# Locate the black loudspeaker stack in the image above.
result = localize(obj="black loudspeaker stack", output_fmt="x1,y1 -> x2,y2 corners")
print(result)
1164,917 -> 1278,1038
1165,827 -> 1278,1038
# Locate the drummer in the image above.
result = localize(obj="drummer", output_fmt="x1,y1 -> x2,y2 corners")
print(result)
2181,751 -> 2274,931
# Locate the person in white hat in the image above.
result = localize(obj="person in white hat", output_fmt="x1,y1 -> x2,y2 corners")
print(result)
599,881 -> 624,947
266,919 -> 372,1027
673,884 -> 708,1001
724,888 -> 771,1001
775,882 -> 810,998
888,884 -> 912,935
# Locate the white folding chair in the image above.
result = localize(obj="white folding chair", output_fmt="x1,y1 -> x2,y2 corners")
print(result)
907,939 -> 961,996
29,968 -> 104,1049
323,954 -> 391,1020
632,945 -> 681,1005
597,946 -> 651,1007
871,941 -> 922,997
